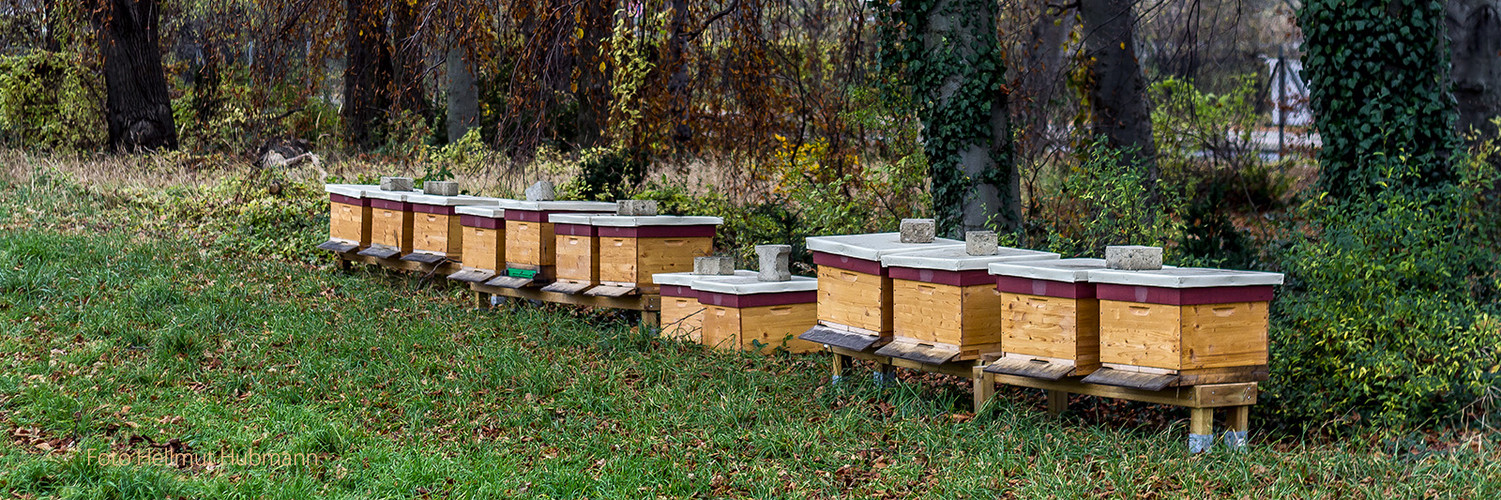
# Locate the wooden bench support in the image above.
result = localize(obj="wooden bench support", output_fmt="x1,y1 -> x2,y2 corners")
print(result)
334,251 -> 462,278
971,369 -> 1257,454
467,282 -> 661,326
825,345 -> 990,389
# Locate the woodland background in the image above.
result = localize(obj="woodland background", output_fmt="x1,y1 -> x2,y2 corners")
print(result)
0,0 -> 1498,436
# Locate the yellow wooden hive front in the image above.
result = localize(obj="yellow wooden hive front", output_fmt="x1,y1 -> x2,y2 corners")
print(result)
694,275 -> 821,354
488,200 -> 616,288
401,193 -> 499,266
1083,267 -> 1283,389
447,206 -> 507,283
592,216 -> 722,296
876,246 -> 1058,365
321,184 -> 374,254
985,258 -> 1119,380
651,270 -> 758,343
798,233 -> 964,351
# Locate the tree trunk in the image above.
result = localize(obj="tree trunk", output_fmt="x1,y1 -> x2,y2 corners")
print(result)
90,0 -> 177,152
343,0 -> 395,151
445,48 -> 480,143
666,0 -> 693,145
391,0 -> 427,117
1079,0 -> 1157,183
574,0 -> 614,148
925,0 -> 1021,233
1014,3 -> 1074,163
1449,0 -> 1501,139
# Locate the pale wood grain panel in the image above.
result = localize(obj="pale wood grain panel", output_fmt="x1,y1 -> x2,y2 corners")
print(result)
1099,300 -> 1183,370
817,266 -> 893,333
1181,301 -> 1269,369
371,208 -> 414,253
739,303 -> 821,354
504,221 -> 554,267
413,213 -> 463,257
329,202 -> 370,245
461,226 -> 504,272
661,296 -> 705,343
553,234 -> 600,283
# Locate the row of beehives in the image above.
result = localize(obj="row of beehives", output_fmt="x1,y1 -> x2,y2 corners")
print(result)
319,180 -> 726,297
320,180 -> 1284,390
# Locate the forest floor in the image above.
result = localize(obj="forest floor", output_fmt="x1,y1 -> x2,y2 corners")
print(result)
0,156 -> 1497,498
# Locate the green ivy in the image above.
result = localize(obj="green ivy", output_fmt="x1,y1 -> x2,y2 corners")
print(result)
1298,0 -> 1459,197
873,0 -> 1012,235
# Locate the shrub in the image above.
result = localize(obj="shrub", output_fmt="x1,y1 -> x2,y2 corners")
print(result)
1265,146 -> 1501,431
559,147 -> 646,201
0,50 -> 105,151
1020,139 -> 1184,257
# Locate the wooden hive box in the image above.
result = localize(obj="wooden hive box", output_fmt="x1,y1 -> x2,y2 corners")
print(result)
318,184 -> 374,254
798,233 -> 964,351
400,194 -> 499,266
591,216 -> 722,297
985,258 -> 1127,380
448,205 -> 508,283
358,188 -> 417,260
487,200 -> 616,288
1082,267 -> 1284,390
876,247 -> 1059,365
694,276 -> 821,354
541,214 -> 602,294
651,270 -> 758,343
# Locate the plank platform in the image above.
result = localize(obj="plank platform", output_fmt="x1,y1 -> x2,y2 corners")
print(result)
335,251 -> 461,276
468,281 -> 661,312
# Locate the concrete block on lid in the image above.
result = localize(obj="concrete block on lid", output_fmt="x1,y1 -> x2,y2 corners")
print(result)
756,245 -> 792,282
694,256 -> 736,275
615,199 -> 659,216
380,176 -> 414,191
524,181 -> 556,201
1105,245 -> 1164,271
966,231 -> 998,256
899,219 -> 936,243
422,180 -> 459,196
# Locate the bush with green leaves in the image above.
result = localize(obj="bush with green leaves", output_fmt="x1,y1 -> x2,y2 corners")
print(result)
1265,147 -> 1501,431
0,50 -> 105,151
1019,140 -> 1183,258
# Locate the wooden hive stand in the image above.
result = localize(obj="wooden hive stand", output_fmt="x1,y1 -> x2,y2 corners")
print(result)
797,233 -> 964,352
467,280 -> 662,327
973,368 -> 1257,453
985,258 -> 1135,380
875,246 -> 1058,365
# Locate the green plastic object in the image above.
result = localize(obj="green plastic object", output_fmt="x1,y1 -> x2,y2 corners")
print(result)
506,268 -> 537,279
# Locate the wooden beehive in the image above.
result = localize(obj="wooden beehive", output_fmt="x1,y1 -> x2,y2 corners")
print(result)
319,184 -> 374,254
694,276 -> 821,354
651,270 -> 758,343
985,258 -> 1117,380
876,247 -> 1059,365
1082,267 -> 1283,390
359,189 -> 417,260
448,206 -> 507,283
542,214 -> 601,294
401,194 -> 499,265
487,200 -> 616,288
797,233 -> 964,351
592,216 -> 722,297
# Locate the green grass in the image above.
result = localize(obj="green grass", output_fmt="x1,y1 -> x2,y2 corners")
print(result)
0,172 -> 1497,498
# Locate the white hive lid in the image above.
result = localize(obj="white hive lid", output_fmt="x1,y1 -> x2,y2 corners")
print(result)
805,232 -> 964,262
365,189 -> 414,202
689,275 -> 818,295
497,199 -> 619,212
989,259 -> 1181,283
324,183 -> 373,198
586,215 -> 724,227
651,270 -> 759,287
880,246 -> 1060,271
548,213 -> 595,224
456,205 -> 506,218
405,194 -> 501,207
1087,267 -> 1285,288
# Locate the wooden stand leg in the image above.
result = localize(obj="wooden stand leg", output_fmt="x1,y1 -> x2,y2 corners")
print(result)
875,362 -> 896,385
1189,407 -> 1215,453
1046,390 -> 1068,416
1223,405 -> 1250,450
832,353 -> 852,384
641,311 -> 660,331
972,367 -> 996,411
474,291 -> 492,310
337,257 -> 352,271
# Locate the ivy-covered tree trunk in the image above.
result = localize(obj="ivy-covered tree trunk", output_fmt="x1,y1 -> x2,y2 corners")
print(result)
343,0 -> 395,151
1448,0 -> 1501,139
1014,3 -> 1073,162
1079,0 -> 1157,185
876,0 -> 1021,235
1300,0 -> 1458,196
89,0 -> 178,152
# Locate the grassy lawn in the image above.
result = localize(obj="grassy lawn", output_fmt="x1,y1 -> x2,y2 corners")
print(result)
0,171 -> 1496,498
